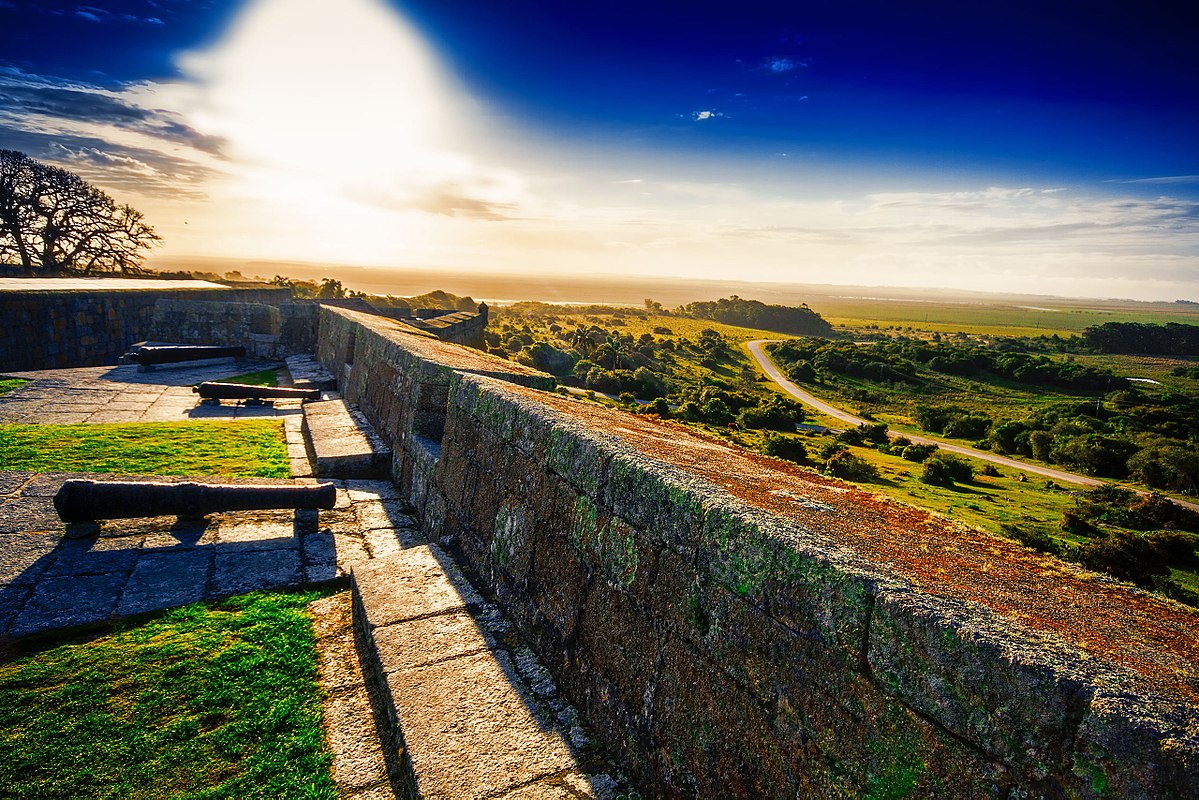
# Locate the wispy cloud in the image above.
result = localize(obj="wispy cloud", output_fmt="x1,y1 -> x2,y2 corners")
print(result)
764,56 -> 810,73
1109,175 -> 1199,185
692,109 -> 724,121
0,67 -> 224,154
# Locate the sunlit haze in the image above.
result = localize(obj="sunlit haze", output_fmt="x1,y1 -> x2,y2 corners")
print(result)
1,0 -> 1197,299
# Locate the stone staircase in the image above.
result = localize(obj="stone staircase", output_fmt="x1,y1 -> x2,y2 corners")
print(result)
286,355 -> 627,798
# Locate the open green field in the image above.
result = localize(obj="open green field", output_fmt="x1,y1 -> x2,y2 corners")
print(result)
0,591 -> 335,800
0,420 -> 290,477
805,296 -> 1199,338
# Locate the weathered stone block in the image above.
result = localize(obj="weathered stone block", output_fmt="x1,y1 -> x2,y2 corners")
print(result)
868,589 -> 1094,786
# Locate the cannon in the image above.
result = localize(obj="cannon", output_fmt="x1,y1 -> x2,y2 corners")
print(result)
193,381 -> 321,403
126,344 -> 246,367
54,479 -> 336,523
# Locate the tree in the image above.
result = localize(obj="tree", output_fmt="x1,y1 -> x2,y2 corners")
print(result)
0,150 -> 159,275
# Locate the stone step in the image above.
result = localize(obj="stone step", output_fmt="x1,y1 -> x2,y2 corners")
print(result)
286,353 -> 337,391
351,545 -> 624,799
302,399 -> 392,479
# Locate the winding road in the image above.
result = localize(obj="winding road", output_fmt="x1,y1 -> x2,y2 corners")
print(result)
747,339 -> 1199,512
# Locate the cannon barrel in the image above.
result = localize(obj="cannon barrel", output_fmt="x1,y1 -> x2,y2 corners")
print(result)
54,480 -> 336,523
193,382 -> 321,401
131,345 -> 246,366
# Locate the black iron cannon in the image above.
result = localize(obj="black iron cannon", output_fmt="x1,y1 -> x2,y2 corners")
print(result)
193,381 -> 321,402
126,344 -> 246,366
54,479 -> 336,523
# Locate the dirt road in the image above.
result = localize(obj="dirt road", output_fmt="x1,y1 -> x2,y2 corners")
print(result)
747,339 -> 1199,512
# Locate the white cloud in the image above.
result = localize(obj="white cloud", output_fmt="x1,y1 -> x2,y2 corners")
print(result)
692,110 -> 724,121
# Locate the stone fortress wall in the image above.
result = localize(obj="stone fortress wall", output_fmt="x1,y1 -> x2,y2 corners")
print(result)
318,305 -> 1198,798
0,284 -> 294,372
0,283 -> 488,373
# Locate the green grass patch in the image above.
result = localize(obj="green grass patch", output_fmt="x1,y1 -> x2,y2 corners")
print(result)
0,591 -> 336,800
0,420 -> 290,477
0,377 -> 28,396
211,369 -> 279,387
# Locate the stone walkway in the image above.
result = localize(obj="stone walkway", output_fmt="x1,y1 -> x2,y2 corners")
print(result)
0,473 -> 417,640
0,360 -> 630,796
0,361 -> 304,424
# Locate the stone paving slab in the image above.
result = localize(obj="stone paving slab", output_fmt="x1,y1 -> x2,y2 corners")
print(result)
0,362 -> 302,424
309,593 -> 399,800
352,545 -> 627,798
116,551 -> 211,616
0,471 -> 419,641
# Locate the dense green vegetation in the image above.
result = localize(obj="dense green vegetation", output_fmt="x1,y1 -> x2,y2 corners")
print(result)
1083,322 -> 1199,355
489,305 -> 809,430
0,420 -> 290,477
0,591 -> 335,799
674,296 -> 834,336
768,336 -> 1199,496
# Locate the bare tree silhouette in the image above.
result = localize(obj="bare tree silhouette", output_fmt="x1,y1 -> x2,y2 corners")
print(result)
0,150 -> 160,276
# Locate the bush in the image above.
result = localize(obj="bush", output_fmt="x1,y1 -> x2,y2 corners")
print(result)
824,450 -> 879,481
901,443 -> 938,463
1000,523 -> 1060,555
763,434 -> 808,464
944,413 -> 992,439
737,396 -> 806,431
1071,531 -> 1173,587
837,426 -> 866,446
920,454 -> 974,486
860,422 -> 890,444
819,442 -> 848,460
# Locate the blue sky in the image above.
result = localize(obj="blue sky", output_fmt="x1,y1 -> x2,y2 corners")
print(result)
2,0 -> 1198,299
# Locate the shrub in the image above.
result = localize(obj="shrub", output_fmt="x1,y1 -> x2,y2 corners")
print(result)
824,450 -> 879,481
737,396 -> 806,431
763,434 -> 809,464
837,426 -> 866,446
1000,523 -> 1060,555
920,453 -> 974,486
944,413 -> 992,439
1071,531 -> 1173,587
900,443 -> 938,463
819,442 -> 848,460
860,422 -> 890,444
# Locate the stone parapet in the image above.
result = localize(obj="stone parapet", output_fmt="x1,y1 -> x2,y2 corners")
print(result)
315,305 -> 1199,798
0,285 -> 297,372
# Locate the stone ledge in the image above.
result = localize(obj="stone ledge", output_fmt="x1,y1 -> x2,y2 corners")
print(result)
303,399 -> 392,479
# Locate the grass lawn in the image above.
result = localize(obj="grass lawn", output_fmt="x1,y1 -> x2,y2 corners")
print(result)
211,369 -> 279,387
0,420 -> 290,478
0,377 -> 28,396
0,591 -> 336,800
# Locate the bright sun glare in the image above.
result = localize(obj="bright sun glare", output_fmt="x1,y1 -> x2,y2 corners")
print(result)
176,0 -> 494,264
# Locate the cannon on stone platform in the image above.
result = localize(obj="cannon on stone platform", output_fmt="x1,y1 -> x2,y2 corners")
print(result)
193,381 -> 321,404
124,344 -> 247,367
54,479 -> 336,524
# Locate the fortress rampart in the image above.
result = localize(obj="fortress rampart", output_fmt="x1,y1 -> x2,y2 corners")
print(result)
0,283 -> 489,372
319,305 -> 1198,798
0,284 -> 295,371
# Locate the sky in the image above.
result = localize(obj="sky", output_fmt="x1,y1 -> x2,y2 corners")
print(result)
1,0 -> 1197,300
